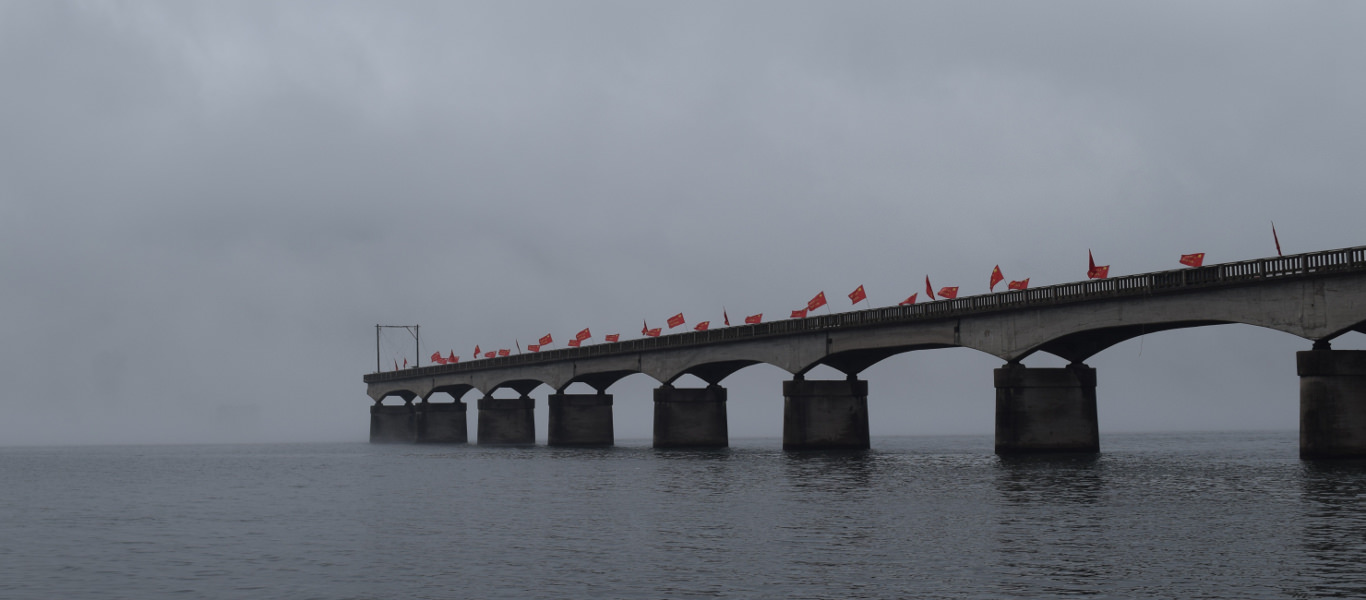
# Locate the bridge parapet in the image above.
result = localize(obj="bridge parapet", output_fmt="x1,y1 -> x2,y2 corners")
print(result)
365,245 -> 1366,384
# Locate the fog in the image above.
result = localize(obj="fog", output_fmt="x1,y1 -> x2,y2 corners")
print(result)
2,1 -> 1363,445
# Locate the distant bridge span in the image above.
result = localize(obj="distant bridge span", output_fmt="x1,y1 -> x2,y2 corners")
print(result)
364,246 -> 1366,458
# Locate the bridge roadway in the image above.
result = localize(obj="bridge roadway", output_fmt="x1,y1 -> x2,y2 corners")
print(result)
365,245 -> 1366,458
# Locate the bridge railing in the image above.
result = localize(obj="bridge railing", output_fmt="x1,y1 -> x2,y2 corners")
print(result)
366,244 -> 1365,382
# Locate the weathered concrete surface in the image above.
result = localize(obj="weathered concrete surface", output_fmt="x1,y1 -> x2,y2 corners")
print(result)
415,401 -> 467,444
959,276 -> 1366,362
476,397 -> 536,445
1300,350 -> 1366,459
548,393 -> 613,446
782,379 -> 870,451
653,386 -> 728,448
370,403 -> 415,443
369,269 -> 1366,404
994,363 -> 1099,454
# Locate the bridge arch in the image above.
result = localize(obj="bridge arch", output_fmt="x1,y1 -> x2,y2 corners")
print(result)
950,276 -> 1366,362
367,383 -> 424,404
423,383 -> 475,403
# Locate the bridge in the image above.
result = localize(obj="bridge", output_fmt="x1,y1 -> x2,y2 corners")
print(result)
364,245 -> 1366,458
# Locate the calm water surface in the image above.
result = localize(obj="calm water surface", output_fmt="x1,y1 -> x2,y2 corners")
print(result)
3,432 -> 1366,599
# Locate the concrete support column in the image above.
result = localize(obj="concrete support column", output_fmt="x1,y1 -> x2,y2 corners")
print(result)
548,393 -> 614,446
653,385 -> 728,448
477,396 -> 536,445
416,401 -> 468,444
1299,350 -> 1366,459
782,379 -> 870,451
370,402 -> 416,443
994,363 -> 1099,454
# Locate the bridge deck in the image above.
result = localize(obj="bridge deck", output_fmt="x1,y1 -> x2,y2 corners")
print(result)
364,245 -> 1366,384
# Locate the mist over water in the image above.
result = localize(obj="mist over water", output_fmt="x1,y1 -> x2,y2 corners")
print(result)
4,432 -> 1365,599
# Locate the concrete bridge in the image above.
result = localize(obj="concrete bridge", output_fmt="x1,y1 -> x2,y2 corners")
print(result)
364,245 -> 1366,458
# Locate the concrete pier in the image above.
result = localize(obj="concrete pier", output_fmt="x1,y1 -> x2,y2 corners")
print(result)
782,379 -> 870,451
994,363 -> 1099,454
653,385 -> 728,448
548,393 -> 614,446
370,402 -> 416,443
477,396 -> 536,445
416,401 -> 468,443
1299,350 -> 1366,459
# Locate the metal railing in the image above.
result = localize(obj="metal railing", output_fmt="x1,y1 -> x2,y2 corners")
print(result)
365,245 -> 1365,383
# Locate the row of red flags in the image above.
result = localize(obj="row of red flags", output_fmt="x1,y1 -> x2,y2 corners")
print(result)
401,242 -> 1275,370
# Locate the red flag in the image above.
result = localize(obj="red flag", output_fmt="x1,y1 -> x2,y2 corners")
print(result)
1179,253 -> 1205,268
484,351 -> 496,358
899,293 -> 918,305
925,276 -> 936,300
645,327 -> 662,337
642,320 -> 650,335
403,358 -> 408,369
848,285 -> 867,305
605,334 -> 620,343
938,287 -> 959,299
394,359 -> 399,371
431,351 -> 443,363
667,313 -> 686,329
473,344 -> 481,359
990,265 -> 1004,291
694,321 -> 710,331
723,309 -> 730,327
745,313 -> 763,324
791,308 -> 808,319
567,339 -> 581,347
448,351 -> 457,363
1272,222 -> 1283,256
539,334 -> 553,346
1008,279 -> 1030,290
807,291 -> 827,311
528,344 -> 540,352
497,349 -> 510,357
575,328 -> 591,341
1087,250 -> 1110,279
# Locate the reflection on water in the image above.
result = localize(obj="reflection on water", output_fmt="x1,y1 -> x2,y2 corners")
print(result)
991,454 -> 1110,597
994,454 -> 1104,505
781,449 -> 878,495
1298,460 -> 1366,598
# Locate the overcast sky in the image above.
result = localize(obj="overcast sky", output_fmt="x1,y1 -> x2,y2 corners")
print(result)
2,1 -> 1364,446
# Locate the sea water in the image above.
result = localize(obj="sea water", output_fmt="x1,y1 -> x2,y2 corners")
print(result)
2,432 -> 1365,599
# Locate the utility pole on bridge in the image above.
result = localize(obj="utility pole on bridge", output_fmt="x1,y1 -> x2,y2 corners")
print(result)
375,324 -> 420,372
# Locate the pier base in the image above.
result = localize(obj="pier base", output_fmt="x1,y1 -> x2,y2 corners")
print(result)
548,393 -> 614,446
477,397 -> 536,445
1300,350 -> 1366,459
416,401 -> 468,444
994,363 -> 1099,454
370,403 -> 416,443
782,379 -> 870,451
653,385 -> 728,448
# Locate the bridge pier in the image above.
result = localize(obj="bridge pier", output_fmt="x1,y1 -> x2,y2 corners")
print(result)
1299,350 -> 1366,459
548,392 -> 614,446
653,385 -> 728,448
477,396 -> 536,445
415,400 -> 468,443
994,363 -> 1099,454
370,401 -> 416,443
782,378 -> 870,451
